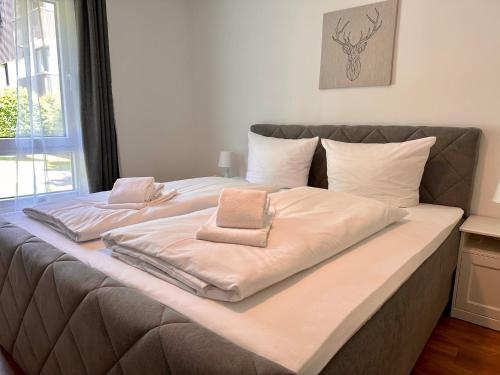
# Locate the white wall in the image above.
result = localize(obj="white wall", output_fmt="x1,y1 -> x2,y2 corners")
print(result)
107,0 -> 500,217
106,0 -> 213,181
189,0 -> 500,217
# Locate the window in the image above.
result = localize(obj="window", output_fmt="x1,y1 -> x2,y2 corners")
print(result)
0,0 -> 87,210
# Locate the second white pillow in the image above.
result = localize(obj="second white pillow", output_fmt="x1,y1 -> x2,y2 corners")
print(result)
321,137 -> 436,207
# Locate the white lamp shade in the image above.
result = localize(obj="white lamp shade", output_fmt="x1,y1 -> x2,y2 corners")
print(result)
218,151 -> 233,168
494,180 -> 500,203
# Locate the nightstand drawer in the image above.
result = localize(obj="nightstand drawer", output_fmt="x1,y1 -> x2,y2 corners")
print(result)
455,251 -> 500,320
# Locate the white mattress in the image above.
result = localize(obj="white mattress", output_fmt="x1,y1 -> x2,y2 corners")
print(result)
3,203 -> 463,375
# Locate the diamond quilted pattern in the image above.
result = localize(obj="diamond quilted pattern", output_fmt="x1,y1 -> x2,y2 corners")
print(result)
251,124 -> 481,215
0,221 -> 293,375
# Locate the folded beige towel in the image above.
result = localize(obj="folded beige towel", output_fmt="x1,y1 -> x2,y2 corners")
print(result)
108,177 -> 164,204
216,188 -> 269,229
97,189 -> 177,210
196,210 -> 274,248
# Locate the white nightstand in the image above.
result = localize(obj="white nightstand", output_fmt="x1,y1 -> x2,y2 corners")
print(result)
451,215 -> 500,331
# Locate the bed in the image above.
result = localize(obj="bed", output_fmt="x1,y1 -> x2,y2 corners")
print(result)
0,125 -> 481,375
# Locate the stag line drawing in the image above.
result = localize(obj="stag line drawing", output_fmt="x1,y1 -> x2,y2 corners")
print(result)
332,8 -> 383,82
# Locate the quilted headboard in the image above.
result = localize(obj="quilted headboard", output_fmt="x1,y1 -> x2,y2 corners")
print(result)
250,124 -> 481,216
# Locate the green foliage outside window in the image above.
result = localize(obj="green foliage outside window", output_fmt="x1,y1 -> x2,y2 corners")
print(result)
0,87 -> 64,138
0,88 -> 18,137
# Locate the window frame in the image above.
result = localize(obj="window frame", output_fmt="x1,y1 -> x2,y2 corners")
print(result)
0,0 -> 83,206
0,63 -> 9,87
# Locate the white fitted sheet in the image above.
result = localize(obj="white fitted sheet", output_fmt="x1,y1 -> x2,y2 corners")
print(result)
3,203 -> 463,375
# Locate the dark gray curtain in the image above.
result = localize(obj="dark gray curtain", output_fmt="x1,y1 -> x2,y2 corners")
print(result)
75,0 -> 119,192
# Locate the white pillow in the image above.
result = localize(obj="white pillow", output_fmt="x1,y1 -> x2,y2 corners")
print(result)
246,132 -> 319,188
321,137 -> 436,207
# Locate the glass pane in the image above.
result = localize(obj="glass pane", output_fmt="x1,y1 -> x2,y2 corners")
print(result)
0,0 -> 85,206
0,0 -> 16,138
0,0 -> 65,139
0,155 -> 17,199
21,1 -> 64,137
0,87 -> 17,137
0,153 -> 74,199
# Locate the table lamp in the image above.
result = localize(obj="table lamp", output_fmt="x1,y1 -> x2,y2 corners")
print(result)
494,180 -> 500,204
218,151 -> 233,178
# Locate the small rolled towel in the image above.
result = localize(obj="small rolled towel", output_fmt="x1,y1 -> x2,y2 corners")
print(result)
96,189 -> 177,210
216,188 -> 269,229
196,210 -> 274,248
146,182 -> 165,201
108,177 -> 164,204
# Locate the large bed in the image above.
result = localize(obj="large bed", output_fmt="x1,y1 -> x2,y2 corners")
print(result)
0,125 -> 481,375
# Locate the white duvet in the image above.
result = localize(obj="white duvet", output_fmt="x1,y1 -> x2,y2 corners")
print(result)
102,187 -> 407,302
23,177 -> 276,242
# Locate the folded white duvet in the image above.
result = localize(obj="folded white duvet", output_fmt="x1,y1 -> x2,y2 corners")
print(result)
23,177 -> 277,242
103,187 -> 407,302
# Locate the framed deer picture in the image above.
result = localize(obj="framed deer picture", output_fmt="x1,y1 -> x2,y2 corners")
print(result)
319,0 -> 398,89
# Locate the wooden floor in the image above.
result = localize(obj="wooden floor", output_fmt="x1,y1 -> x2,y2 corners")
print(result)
1,316 -> 500,375
413,316 -> 500,374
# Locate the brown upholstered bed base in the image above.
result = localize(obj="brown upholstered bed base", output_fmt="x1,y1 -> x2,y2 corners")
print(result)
0,219 -> 460,375
322,222 -> 461,374
0,221 -> 292,375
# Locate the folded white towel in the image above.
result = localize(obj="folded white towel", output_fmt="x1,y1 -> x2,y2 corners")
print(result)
196,209 -> 274,248
97,189 -> 177,210
146,182 -> 165,202
108,177 -> 164,204
216,188 -> 269,229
